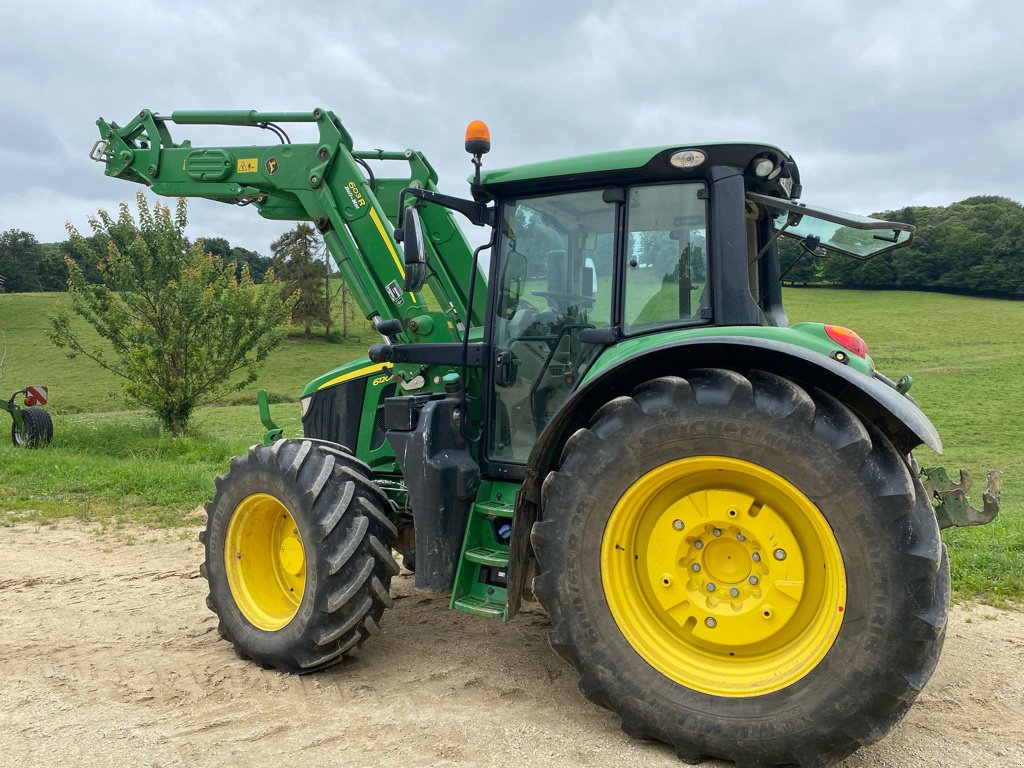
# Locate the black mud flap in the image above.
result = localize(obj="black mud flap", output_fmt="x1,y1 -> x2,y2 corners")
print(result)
386,394 -> 480,593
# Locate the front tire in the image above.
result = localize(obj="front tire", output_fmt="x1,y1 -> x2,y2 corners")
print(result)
201,439 -> 399,673
532,370 -> 947,767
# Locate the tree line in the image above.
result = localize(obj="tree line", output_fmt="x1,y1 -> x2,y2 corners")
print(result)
6,193 -> 1022,306
780,195 -> 1024,298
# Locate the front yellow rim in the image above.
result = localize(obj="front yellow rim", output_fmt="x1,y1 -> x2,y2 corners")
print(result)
601,456 -> 846,697
224,493 -> 306,631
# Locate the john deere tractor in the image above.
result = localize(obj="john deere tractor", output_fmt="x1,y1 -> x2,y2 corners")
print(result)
91,109 -> 998,767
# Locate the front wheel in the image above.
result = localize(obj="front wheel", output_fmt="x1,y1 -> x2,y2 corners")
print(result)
201,439 -> 399,673
533,370 -> 948,767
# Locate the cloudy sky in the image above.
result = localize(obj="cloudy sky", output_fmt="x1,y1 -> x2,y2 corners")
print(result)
2,0 -> 1022,254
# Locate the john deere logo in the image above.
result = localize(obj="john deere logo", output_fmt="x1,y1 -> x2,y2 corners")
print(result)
266,157 -> 279,175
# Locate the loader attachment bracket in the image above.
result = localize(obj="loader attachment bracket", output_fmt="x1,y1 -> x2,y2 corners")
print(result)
257,389 -> 285,445
921,466 -> 1000,528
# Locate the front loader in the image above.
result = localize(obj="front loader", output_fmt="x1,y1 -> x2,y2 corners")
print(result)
91,108 -> 999,767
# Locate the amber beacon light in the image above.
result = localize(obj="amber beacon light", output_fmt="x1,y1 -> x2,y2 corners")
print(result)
465,120 -> 491,156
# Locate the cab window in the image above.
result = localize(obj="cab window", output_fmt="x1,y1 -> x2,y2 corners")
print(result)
489,189 -> 615,462
623,183 -> 709,333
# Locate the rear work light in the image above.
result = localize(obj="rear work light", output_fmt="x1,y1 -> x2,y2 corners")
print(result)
825,325 -> 868,358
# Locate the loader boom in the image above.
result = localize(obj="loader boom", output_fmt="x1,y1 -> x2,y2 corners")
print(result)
91,108 -> 487,342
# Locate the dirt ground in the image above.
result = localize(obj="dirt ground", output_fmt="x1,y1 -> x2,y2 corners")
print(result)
1,523 -> 1022,768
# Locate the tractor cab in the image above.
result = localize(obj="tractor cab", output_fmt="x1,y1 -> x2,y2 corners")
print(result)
474,143 -> 915,464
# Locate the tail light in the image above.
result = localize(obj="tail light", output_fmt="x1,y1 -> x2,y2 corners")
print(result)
824,325 -> 868,358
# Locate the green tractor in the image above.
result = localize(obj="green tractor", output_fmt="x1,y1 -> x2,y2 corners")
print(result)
91,109 -> 998,767
5,385 -> 53,447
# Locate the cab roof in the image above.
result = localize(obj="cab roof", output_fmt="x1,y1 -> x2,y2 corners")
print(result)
478,142 -> 799,197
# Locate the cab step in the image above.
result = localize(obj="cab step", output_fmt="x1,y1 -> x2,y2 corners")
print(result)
452,595 -> 506,619
450,491 -> 514,621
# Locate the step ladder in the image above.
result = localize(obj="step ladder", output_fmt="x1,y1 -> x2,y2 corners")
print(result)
450,499 -> 513,620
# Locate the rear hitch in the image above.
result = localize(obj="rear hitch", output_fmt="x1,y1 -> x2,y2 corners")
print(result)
921,467 -> 1000,529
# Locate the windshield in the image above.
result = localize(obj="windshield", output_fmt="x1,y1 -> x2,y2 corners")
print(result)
747,192 -> 914,260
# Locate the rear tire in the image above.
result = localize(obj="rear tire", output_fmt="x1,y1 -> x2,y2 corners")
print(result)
532,370 -> 947,767
201,439 -> 399,673
11,406 -> 53,448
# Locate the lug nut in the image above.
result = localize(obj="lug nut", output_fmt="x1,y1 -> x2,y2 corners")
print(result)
692,563 -> 701,572
774,549 -> 787,561
713,528 -> 722,537
673,519 -> 684,531
705,617 -> 717,628
752,552 -> 761,562
729,588 -> 740,597
695,540 -> 704,550
749,576 -> 759,585
706,582 -> 716,592
736,533 -> 746,542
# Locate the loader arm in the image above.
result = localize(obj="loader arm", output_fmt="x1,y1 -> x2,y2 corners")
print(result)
91,108 -> 487,341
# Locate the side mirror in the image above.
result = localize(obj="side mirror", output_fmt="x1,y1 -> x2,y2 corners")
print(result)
402,207 -> 427,292
497,251 -> 528,319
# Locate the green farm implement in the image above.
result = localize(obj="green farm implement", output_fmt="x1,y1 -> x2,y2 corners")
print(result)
5,385 -> 52,447
91,108 -> 999,767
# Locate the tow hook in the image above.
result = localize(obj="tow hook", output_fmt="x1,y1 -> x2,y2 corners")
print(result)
921,467 -> 1000,529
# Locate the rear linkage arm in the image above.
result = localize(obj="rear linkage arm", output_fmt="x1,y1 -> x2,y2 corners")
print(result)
921,467 -> 1000,528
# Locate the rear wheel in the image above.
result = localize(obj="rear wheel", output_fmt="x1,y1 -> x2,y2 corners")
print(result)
11,406 -> 53,448
533,370 -> 947,767
201,439 -> 399,672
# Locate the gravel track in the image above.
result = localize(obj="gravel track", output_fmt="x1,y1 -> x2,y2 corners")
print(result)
1,523 -> 1021,767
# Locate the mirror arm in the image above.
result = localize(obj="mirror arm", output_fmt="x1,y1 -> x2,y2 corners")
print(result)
396,187 -> 494,234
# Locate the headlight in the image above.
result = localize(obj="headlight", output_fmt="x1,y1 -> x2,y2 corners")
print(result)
300,395 -> 313,418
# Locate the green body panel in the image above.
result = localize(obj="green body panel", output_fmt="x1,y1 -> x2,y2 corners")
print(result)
479,141 -> 787,189
300,356 -> 393,398
582,322 -> 875,385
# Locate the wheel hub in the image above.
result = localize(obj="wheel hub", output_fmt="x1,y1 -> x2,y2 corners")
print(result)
601,456 -> 846,696
279,536 -> 304,576
224,493 -> 306,631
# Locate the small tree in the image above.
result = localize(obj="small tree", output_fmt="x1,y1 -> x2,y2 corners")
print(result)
272,224 -> 328,338
50,192 -> 294,435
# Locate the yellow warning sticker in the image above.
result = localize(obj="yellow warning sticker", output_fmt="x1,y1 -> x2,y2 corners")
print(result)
237,158 -> 258,173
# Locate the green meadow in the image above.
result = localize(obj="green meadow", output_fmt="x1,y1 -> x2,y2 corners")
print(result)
0,289 -> 1020,603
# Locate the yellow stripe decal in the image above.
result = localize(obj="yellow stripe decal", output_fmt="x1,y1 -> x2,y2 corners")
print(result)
368,207 -> 417,304
318,363 -> 390,391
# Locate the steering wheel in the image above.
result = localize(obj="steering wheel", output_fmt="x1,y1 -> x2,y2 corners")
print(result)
531,290 -> 596,312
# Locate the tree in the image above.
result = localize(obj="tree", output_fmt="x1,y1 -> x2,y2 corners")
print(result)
49,192 -> 294,435
0,230 -> 65,292
777,237 -> 821,286
197,236 -> 274,283
272,224 -> 329,338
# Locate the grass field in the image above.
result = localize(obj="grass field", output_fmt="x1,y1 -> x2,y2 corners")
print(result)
0,289 -> 1020,603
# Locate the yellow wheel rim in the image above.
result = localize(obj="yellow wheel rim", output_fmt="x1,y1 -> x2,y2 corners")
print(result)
601,456 -> 846,697
224,493 -> 306,631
